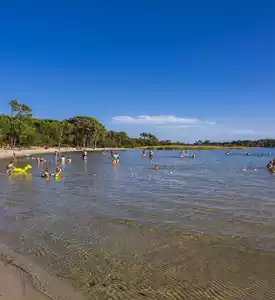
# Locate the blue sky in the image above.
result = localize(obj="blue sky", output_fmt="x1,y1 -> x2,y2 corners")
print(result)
0,0 -> 274,142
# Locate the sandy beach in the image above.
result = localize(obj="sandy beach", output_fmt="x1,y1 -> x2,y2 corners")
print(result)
0,146 -> 126,160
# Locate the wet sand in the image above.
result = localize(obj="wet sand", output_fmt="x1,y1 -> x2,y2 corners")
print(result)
0,260 -> 49,300
0,244 -> 87,300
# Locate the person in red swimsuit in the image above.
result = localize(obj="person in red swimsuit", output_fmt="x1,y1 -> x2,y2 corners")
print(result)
55,166 -> 62,176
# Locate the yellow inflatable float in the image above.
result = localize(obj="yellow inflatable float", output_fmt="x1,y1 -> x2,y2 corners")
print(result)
13,164 -> 32,172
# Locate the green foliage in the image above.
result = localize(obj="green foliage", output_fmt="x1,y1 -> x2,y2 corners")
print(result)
9,99 -> 32,118
0,100 -> 274,149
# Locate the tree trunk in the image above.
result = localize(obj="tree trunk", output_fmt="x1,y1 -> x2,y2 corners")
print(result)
58,126 -> 64,151
94,137 -> 98,149
13,137 -> 17,149
83,135 -> 86,148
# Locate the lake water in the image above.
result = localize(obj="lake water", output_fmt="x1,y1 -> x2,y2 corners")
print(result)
0,149 -> 275,299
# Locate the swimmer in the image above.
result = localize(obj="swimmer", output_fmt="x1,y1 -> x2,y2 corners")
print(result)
142,150 -> 146,157
191,153 -> 195,159
55,151 -> 59,157
149,150 -> 154,159
41,168 -> 50,178
6,161 -> 14,174
40,157 -> 46,163
67,157 -> 72,163
60,155 -> 65,163
153,165 -> 159,170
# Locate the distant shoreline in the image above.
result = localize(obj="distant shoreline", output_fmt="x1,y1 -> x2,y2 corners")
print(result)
138,145 -> 254,150
0,147 -> 127,160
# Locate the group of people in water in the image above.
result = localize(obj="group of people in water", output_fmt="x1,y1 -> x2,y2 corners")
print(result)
6,149 -> 121,177
41,165 -> 62,178
6,148 -> 275,179
142,150 -> 154,159
180,151 -> 196,159
141,150 -> 195,171
142,150 -> 159,170
225,151 -> 275,172
40,153 -> 72,177
41,152 -> 76,178
7,148 -> 191,175
226,151 -> 272,157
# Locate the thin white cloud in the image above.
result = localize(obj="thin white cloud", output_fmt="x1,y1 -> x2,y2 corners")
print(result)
230,129 -> 269,135
112,115 -> 216,126
156,124 -> 207,129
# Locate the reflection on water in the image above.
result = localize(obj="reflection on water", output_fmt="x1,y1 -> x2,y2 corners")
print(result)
0,149 -> 275,299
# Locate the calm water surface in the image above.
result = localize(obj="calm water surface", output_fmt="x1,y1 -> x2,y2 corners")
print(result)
0,149 -> 275,299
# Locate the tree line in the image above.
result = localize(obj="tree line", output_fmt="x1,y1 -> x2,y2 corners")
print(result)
0,100 -> 274,149
0,100 -> 162,148
193,139 -> 275,148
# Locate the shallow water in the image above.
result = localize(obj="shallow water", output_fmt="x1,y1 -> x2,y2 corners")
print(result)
0,149 -> 275,299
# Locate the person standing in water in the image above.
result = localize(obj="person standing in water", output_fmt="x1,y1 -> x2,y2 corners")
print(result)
82,150 -> 87,159
149,150 -> 154,159
60,155 -> 65,164
112,152 -> 119,164
6,161 -> 14,174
